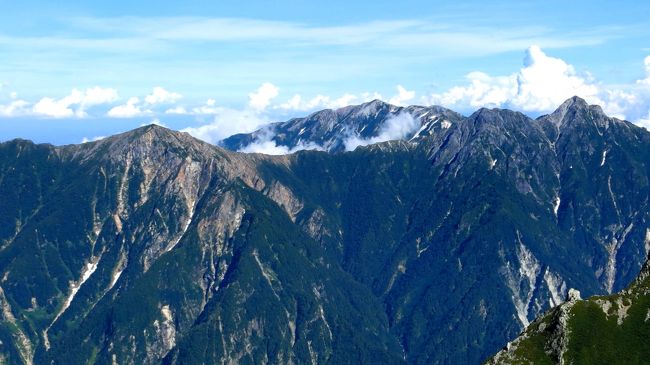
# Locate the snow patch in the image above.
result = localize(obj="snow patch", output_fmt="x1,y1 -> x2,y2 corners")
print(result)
44,256 -> 101,349
409,121 -> 431,141
600,149 -> 608,167
553,196 -> 561,216
441,120 -> 452,129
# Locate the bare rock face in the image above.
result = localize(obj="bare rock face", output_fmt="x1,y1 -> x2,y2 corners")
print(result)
486,251 -> 650,364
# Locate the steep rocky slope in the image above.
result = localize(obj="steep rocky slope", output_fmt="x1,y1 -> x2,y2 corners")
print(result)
486,251 -> 650,364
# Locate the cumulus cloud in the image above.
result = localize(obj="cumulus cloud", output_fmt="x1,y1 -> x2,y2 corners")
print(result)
181,107 -> 269,144
344,112 -> 419,151
276,92 -> 372,112
0,99 -> 30,117
164,106 -> 188,114
388,85 -> 415,106
107,87 -> 182,118
425,46 -> 601,113
191,98 -> 222,114
275,86 -> 414,113
422,47 -> 650,128
512,46 -> 601,111
107,97 -> 151,118
33,87 -> 119,118
145,86 -> 182,104
248,83 -> 279,111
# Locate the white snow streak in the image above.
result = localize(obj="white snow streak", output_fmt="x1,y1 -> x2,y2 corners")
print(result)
44,256 -> 101,349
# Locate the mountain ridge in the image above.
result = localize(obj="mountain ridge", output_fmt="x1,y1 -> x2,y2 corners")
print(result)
1,97 -> 649,364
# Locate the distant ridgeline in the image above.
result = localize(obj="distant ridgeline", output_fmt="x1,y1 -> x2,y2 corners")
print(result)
0,96 -> 649,364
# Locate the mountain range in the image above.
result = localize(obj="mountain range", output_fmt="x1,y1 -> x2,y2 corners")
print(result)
0,96 -> 649,364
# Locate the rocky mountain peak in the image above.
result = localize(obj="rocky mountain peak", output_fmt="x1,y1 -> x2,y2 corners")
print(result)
64,124 -> 219,164
466,107 -> 534,134
541,96 -> 608,129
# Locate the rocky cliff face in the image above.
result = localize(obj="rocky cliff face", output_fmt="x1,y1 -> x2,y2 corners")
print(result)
486,251 -> 650,364
0,97 -> 649,364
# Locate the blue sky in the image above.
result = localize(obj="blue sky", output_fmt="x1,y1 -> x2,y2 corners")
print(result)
1,0 -> 650,145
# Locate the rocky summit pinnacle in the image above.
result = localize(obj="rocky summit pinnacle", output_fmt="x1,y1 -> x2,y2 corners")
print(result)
0,98 -> 649,365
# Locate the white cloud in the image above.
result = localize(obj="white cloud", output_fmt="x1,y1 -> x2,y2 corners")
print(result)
181,107 -> 269,144
145,86 -> 182,104
388,85 -> 415,106
0,99 -> 30,117
423,47 -> 650,127
248,83 -> 279,111
107,87 -> 182,118
140,118 -> 167,127
107,97 -> 150,118
33,97 -> 74,118
425,46 -> 602,113
192,99 -> 221,114
275,86 -> 414,113
344,112 -> 419,151
512,45 -> 601,111
164,106 -> 188,114
637,112 -> 650,130
81,135 -> 106,143
32,87 -> 118,118
276,92 -> 377,112
238,127 -> 325,155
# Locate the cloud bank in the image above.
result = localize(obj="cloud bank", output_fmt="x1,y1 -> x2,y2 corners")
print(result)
424,46 -> 650,123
